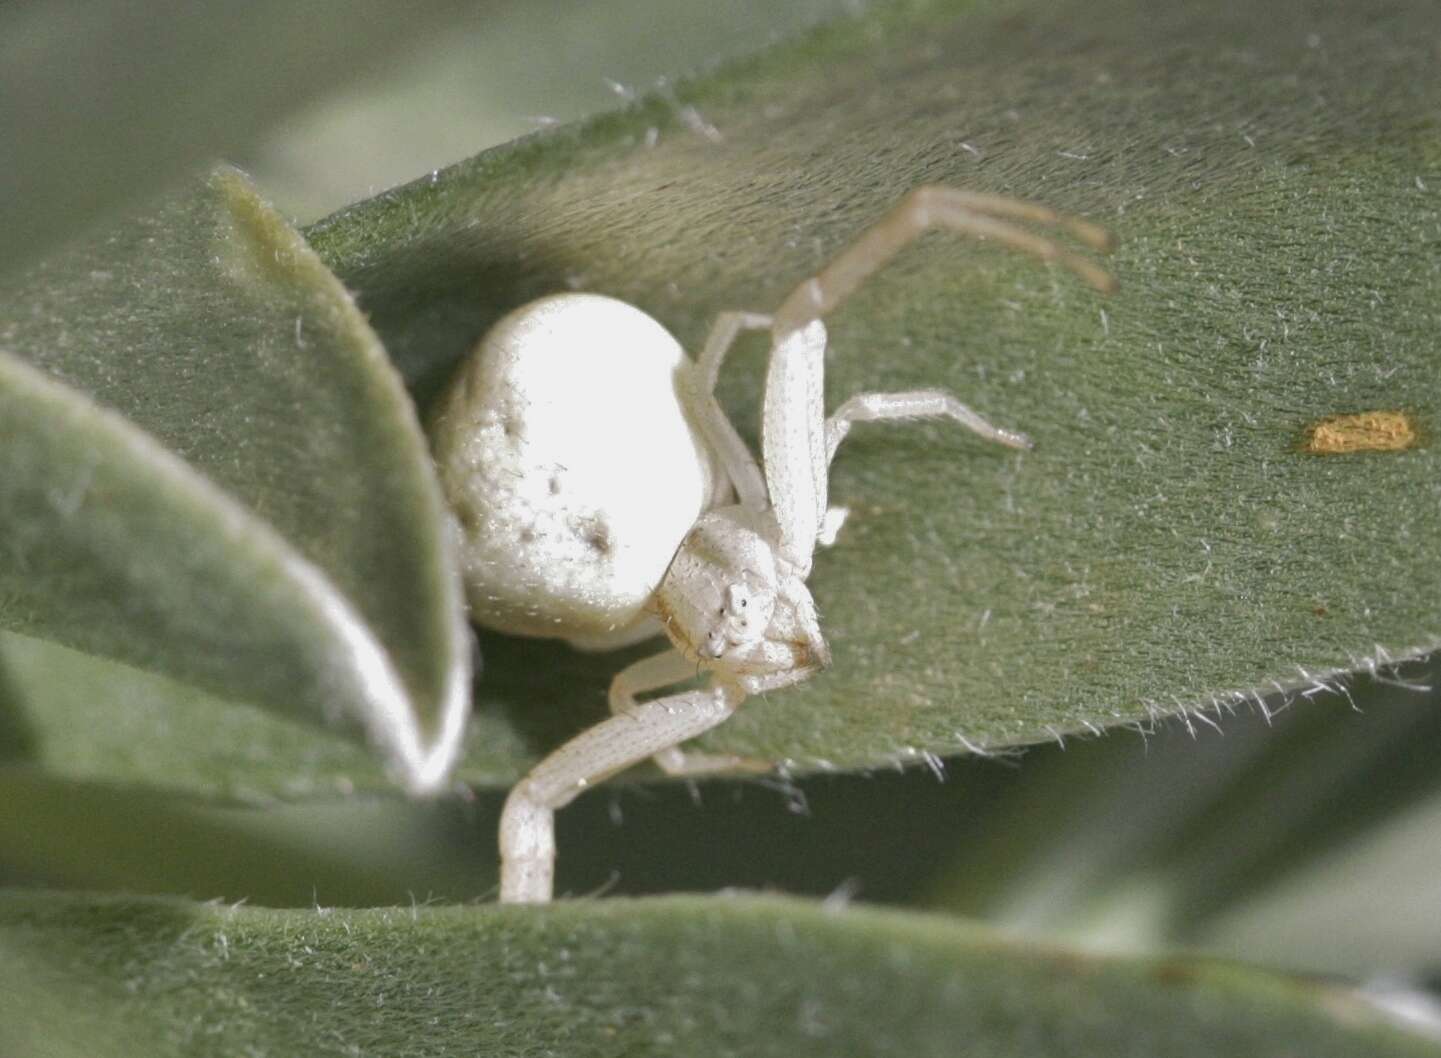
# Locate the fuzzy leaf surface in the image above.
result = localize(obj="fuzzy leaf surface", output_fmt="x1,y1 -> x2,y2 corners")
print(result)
307,0 -> 1441,777
0,891 -> 1435,1058
0,170 -> 468,791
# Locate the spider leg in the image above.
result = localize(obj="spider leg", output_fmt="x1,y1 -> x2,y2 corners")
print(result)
761,187 -> 1113,569
824,389 -> 1032,466
499,678 -> 747,902
810,389 -> 1029,550
609,648 -> 770,776
817,505 -> 850,548
772,185 -> 1116,335
761,320 -> 831,573
684,311 -> 773,511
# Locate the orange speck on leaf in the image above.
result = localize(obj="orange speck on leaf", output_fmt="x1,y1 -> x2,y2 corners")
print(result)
1302,410 -> 1419,455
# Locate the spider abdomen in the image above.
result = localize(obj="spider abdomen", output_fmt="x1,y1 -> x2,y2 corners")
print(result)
430,293 -> 724,644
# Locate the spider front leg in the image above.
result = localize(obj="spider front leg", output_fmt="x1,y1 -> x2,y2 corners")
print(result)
499,678 -> 747,902
760,186 -> 1115,567
772,185 -> 1116,335
609,648 -> 770,776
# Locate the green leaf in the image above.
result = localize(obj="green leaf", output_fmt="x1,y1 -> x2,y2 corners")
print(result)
0,891 -> 1434,1058
0,633 -> 389,801
304,0 -> 1441,777
0,169 -> 469,792
7,0 -> 1441,801
0,0 -> 475,276
0,766 -> 491,907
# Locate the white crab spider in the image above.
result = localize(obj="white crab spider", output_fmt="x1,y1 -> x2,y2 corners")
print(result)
431,186 -> 1115,903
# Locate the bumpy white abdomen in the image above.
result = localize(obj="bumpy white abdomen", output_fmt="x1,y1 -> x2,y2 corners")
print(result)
430,293 -> 723,644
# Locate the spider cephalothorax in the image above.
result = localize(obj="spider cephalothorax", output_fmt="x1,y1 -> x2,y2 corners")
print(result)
431,186 -> 1116,902
656,506 -> 825,681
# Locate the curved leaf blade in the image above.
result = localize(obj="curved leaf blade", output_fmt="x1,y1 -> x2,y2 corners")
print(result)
0,169 -> 469,790
0,630 -> 516,800
0,891 -> 1434,1058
